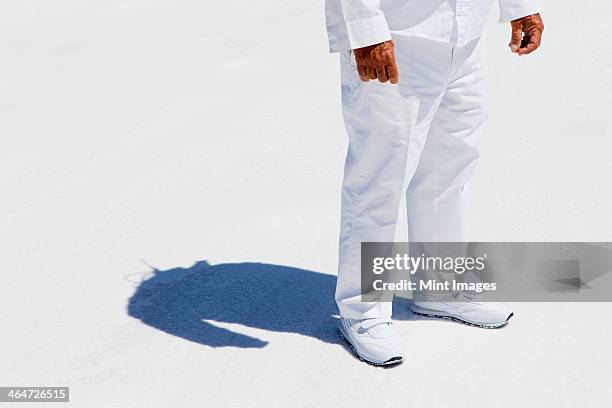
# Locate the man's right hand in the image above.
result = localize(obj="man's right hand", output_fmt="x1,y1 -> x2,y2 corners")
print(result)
353,40 -> 399,84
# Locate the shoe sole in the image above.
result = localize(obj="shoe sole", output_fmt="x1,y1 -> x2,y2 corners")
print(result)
336,328 -> 403,367
410,305 -> 514,329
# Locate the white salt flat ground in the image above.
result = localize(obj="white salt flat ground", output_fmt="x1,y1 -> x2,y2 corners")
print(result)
1,1 -> 611,407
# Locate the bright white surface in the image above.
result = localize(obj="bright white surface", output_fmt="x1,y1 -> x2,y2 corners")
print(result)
1,1 -> 611,407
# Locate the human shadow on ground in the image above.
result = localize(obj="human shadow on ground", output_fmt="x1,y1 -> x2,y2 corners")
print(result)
127,260 -> 423,348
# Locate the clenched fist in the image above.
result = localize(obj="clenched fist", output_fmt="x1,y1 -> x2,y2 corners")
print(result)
353,40 -> 399,84
509,13 -> 544,56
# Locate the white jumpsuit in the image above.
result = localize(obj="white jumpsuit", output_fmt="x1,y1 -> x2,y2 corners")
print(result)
326,0 -> 542,319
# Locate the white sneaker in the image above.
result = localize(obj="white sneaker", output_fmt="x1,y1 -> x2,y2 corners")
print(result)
337,317 -> 403,366
411,293 -> 514,328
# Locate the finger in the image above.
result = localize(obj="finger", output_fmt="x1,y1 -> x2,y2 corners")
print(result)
525,29 -> 542,51
518,31 -> 542,55
362,65 -> 372,82
509,25 -> 522,53
387,62 -> 399,84
520,36 -> 530,49
357,64 -> 369,81
368,65 -> 377,80
378,66 -> 389,83
518,41 -> 538,55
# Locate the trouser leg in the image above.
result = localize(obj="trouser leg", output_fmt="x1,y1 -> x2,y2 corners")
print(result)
335,37 -> 454,319
406,37 -> 488,243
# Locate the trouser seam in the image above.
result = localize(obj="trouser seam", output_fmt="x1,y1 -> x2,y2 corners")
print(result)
341,61 -> 364,274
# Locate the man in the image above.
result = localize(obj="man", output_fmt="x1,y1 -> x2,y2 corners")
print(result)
326,0 -> 544,365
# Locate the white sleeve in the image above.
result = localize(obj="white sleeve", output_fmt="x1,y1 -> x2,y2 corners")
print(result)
325,0 -> 391,53
499,0 -> 543,23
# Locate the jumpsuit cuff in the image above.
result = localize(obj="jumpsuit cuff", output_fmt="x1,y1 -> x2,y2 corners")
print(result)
327,13 -> 392,53
498,0 -> 543,23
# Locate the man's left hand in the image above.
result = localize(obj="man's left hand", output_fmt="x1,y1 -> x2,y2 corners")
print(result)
509,13 -> 544,56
